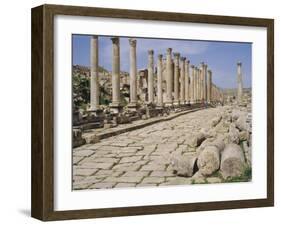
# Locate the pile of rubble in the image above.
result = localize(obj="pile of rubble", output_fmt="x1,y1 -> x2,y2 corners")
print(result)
170,104 -> 252,181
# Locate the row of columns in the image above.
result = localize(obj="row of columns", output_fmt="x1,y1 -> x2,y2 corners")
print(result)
90,36 -> 223,112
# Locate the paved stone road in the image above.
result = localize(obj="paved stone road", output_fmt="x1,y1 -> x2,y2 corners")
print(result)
73,107 -> 223,190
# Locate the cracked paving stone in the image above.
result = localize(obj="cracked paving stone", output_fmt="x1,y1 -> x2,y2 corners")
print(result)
122,171 -> 150,177
73,168 -> 99,176
112,163 -> 142,171
103,176 -> 144,183
73,156 -> 85,165
119,156 -> 143,163
141,177 -> 165,184
73,149 -> 95,157
95,170 -> 124,177
162,177 -> 192,185
83,157 -> 120,164
89,182 -> 116,189
150,170 -> 175,177
140,164 -> 167,171
78,162 -> 115,170
115,183 -> 136,188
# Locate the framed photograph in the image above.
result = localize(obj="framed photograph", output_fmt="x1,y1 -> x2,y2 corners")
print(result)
31,4 -> 274,221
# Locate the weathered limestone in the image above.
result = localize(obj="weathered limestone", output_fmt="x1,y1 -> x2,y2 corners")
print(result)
110,37 -> 122,113
170,153 -> 198,177
185,60 -> 190,104
157,54 -> 163,107
190,65 -> 195,104
203,64 -> 208,102
173,53 -> 180,105
165,48 -> 173,106
220,143 -> 246,179
207,70 -> 212,103
180,57 -> 186,104
237,62 -> 243,104
89,36 -> 99,111
128,39 -> 137,109
197,145 -> 220,176
148,49 -> 154,104
196,67 -> 199,103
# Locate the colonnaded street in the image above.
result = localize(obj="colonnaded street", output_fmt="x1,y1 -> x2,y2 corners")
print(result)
73,106 -> 247,190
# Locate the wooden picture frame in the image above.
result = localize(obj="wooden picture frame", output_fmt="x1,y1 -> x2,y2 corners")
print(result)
31,4 -> 274,221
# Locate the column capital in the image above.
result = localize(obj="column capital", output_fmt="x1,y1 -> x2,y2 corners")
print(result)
91,35 -> 98,40
166,48 -> 172,54
111,37 -> 119,44
148,49 -> 154,55
186,60 -> 190,64
173,52 -> 180,58
191,65 -> 195,68
129,38 -> 137,47
158,54 -> 163,60
180,57 -> 186,61
237,61 -> 242,66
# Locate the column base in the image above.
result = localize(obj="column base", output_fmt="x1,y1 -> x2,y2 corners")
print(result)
127,102 -> 138,111
164,101 -> 173,107
87,108 -> 103,116
173,101 -> 180,106
110,102 -> 123,114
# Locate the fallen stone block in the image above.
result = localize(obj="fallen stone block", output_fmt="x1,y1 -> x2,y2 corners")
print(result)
197,145 -> 220,176
170,153 -> 198,177
220,143 -> 246,179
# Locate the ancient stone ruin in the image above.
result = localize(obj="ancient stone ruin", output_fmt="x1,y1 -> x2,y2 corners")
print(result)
72,36 -> 252,189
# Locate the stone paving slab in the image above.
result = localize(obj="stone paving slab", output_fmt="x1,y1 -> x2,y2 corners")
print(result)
73,107 -> 226,190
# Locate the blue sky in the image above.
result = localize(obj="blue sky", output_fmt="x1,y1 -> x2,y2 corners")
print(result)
72,35 -> 252,89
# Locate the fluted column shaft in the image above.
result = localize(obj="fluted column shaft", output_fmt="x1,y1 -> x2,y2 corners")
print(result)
110,37 -> 121,108
185,60 -> 190,103
90,36 -> 99,111
165,48 -> 173,105
180,57 -> 186,104
148,49 -> 154,103
173,53 -> 180,105
129,39 -> 137,106
157,54 -> 163,106
237,62 -> 243,103
190,65 -> 195,104
207,70 -> 212,103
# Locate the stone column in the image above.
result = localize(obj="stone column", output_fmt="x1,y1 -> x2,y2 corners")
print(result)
203,64 -> 208,102
200,62 -> 203,102
185,60 -> 190,104
207,70 -> 212,103
237,62 -> 243,103
90,35 -> 99,111
128,39 -> 137,110
190,65 -> 195,104
195,67 -> 199,103
110,37 -> 121,113
165,48 -> 173,105
173,53 -> 180,105
148,49 -> 154,104
180,57 -> 186,104
157,54 -> 163,107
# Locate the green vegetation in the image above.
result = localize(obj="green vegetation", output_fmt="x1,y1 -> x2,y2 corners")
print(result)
223,165 -> 252,183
